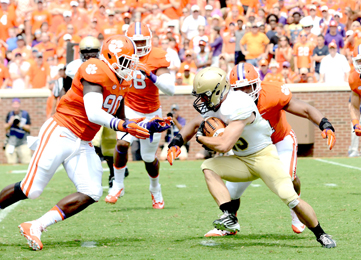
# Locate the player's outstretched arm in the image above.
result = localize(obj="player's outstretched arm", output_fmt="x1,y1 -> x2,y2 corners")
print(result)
350,91 -> 361,136
139,65 -> 175,96
197,113 -> 255,153
82,79 -> 150,139
167,115 -> 203,165
284,97 -> 336,149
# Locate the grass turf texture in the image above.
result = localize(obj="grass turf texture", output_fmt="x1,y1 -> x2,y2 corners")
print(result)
0,158 -> 360,259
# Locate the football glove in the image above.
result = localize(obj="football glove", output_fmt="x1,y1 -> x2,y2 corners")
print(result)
138,116 -> 172,142
167,146 -> 181,166
195,121 -> 213,151
117,117 -> 150,139
138,63 -> 157,83
321,129 -> 336,150
352,119 -> 361,136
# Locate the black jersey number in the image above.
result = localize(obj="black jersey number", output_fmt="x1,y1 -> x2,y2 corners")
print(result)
233,137 -> 249,152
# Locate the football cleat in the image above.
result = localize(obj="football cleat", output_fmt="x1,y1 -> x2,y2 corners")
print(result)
213,211 -> 240,232
125,167 -> 129,178
150,184 -> 164,209
105,182 -> 124,204
18,221 -> 45,251
317,234 -> 336,248
290,209 -> 306,234
204,228 -> 237,237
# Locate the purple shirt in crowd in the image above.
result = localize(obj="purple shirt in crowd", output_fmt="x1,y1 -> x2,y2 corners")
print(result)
210,36 -> 223,57
259,69 -> 271,80
324,33 -> 344,52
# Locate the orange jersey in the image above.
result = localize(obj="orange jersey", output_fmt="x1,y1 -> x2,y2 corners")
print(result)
349,70 -> 361,96
293,42 -> 314,69
257,81 -> 292,144
263,73 -> 285,83
125,47 -> 170,114
53,59 -> 127,141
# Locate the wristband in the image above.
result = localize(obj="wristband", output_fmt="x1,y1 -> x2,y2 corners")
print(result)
148,72 -> 158,84
352,119 -> 360,127
168,133 -> 184,148
319,117 -> 335,132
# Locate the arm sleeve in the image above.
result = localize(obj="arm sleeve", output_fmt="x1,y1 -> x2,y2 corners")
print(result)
154,73 -> 175,96
83,92 -> 121,130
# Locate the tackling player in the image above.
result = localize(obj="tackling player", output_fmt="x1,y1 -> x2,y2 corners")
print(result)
349,45 -> 361,137
0,35 -> 169,251
205,63 -> 336,237
167,67 -> 336,248
106,22 -> 175,209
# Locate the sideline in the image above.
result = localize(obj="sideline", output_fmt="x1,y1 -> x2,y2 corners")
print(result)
315,159 -> 361,171
0,202 -> 21,223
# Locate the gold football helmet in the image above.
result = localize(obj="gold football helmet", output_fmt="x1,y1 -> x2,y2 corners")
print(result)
192,67 -> 230,114
79,36 -> 101,61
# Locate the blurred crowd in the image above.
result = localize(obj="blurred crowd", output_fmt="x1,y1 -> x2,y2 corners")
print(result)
0,0 -> 359,92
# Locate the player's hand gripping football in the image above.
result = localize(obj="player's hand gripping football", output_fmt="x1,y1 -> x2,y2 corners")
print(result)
138,116 -> 172,142
119,117 -> 150,139
167,146 -> 181,166
321,129 -> 336,150
353,119 -> 361,136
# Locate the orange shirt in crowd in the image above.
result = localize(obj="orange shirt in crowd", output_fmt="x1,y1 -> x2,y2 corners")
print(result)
226,4 -> 244,17
222,32 -> 236,54
78,26 -> 100,38
293,73 -> 317,83
240,32 -> 270,60
101,23 -> 122,39
31,10 -> 52,34
56,23 -> 78,39
159,0 -> 180,19
179,61 -> 197,74
293,42 -> 314,69
0,63 -> 10,86
263,73 -> 285,83
12,46 -> 32,61
27,62 -> 50,89
72,11 -> 90,30
115,0 -> 138,11
35,42 -> 57,61
0,9 -> 17,41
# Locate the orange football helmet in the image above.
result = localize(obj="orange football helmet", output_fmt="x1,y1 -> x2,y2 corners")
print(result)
353,44 -> 361,74
99,35 -> 139,81
125,22 -> 152,57
229,63 -> 261,101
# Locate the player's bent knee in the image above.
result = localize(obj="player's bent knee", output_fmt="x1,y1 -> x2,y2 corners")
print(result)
288,198 -> 300,209
79,186 -> 103,202
141,153 -> 156,163
274,178 -> 299,205
116,140 -> 130,149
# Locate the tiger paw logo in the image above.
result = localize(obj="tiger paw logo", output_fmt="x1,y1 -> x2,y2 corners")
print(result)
86,64 -> 98,74
109,40 -> 124,54
281,85 -> 290,95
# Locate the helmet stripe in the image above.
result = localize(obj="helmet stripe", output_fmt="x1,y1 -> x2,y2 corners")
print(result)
236,64 -> 240,80
238,63 -> 245,80
359,44 -> 361,55
135,22 -> 141,35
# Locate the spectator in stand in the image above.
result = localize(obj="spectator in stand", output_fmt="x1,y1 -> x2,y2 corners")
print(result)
319,41 -> 350,83
32,30 -> 42,47
70,1 -> 89,30
293,30 -> 314,74
344,30 -> 355,64
0,55 -> 9,89
78,18 -> 99,39
271,5 -> 287,25
204,5 -> 213,26
160,37 -> 180,82
182,64 -> 195,85
305,5 -> 321,36
293,67 -> 317,83
4,98 -> 32,164
234,18 -> 245,65
324,20 -> 344,52
312,34 -> 329,78
225,6 -> 241,31
327,11 -> 345,38
159,0 -> 180,27
288,9 -> 303,45
319,6 -> 332,34
179,50 -> 197,74
6,28 -> 17,51
195,39 -> 212,71
179,38 -> 190,62
101,11 -> 122,40
209,26 -> 223,67
222,22 -> 236,64
259,59 -> 270,80
56,11 -> 78,41
265,14 -> 278,40
0,0 -> 17,41
181,5 -> 206,40
264,61 -> 284,83
143,4 -> 171,34
300,16 -> 317,46
240,22 -> 269,67
152,34 -> 160,48
35,33 -> 57,61
189,25 -> 209,55
12,35 -> 31,61
25,52 -> 50,89
281,61 -> 296,83
47,0 -> 70,33
9,52 -> 29,90
271,27 -> 291,64
175,72 -> 183,85
31,0 -> 52,34
219,59 -> 230,77
179,7 -> 189,31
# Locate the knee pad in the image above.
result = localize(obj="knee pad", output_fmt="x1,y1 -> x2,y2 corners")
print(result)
141,153 -> 156,163
288,198 -> 300,209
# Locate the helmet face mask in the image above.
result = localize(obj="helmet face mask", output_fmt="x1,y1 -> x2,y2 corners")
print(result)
79,36 -> 101,62
352,55 -> 361,74
126,22 -> 152,57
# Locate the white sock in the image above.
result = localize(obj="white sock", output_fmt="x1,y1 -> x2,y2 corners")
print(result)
37,205 -> 65,228
114,165 -> 126,185
149,175 -> 159,189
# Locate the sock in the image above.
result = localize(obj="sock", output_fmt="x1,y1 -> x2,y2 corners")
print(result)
149,175 -> 159,189
219,201 -> 235,214
113,165 -> 126,186
146,159 -> 160,189
230,199 -> 240,215
309,222 -> 325,239
37,205 -> 66,228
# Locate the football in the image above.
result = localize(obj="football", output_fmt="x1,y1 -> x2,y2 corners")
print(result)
202,117 -> 226,137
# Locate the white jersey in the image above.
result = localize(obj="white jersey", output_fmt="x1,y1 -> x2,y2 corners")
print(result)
65,59 -> 83,79
203,89 -> 272,156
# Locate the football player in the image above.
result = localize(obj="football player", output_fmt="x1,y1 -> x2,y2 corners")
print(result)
205,63 -> 336,237
0,35 -> 169,251
167,67 -> 336,248
349,45 -> 361,137
106,22 -> 175,209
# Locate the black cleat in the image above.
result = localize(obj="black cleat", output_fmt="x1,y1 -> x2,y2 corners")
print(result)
125,167 -> 129,178
213,211 -> 240,232
317,234 -> 336,248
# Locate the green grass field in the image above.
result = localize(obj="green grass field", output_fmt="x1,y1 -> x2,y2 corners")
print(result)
0,158 -> 361,259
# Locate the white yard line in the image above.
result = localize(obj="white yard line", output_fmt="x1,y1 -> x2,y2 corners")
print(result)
315,159 -> 361,171
0,201 -> 21,223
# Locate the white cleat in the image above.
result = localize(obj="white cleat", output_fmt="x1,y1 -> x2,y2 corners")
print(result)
204,228 -> 237,237
150,184 -> 164,209
291,209 -> 306,234
18,221 -> 45,251
105,181 -> 124,204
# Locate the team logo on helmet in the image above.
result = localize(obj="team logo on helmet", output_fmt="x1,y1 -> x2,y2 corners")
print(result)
108,40 -> 124,54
